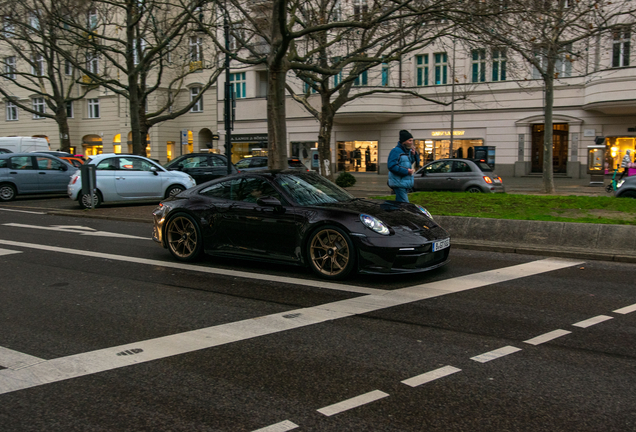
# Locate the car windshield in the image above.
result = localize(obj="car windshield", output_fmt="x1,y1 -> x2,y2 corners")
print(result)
275,173 -> 354,206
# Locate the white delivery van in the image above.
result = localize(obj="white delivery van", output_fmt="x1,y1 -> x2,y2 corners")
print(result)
0,137 -> 50,153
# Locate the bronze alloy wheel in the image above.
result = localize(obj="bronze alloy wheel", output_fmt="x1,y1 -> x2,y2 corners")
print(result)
166,214 -> 202,261
308,226 -> 354,279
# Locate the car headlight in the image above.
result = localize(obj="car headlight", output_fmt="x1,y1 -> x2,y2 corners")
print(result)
415,204 -> 434,220
617,180 -> 625,189
360,214 -> 390,235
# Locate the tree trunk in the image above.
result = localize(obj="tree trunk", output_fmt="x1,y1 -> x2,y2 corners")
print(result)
267,64 -> 289,170
542,57 -> 556,194
318,97 -> 334,180
55,108 -> 72,153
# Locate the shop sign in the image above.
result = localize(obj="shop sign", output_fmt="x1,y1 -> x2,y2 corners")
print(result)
431,130 -> 465,137
583,129 -> 596,137
231,133 -> 268,143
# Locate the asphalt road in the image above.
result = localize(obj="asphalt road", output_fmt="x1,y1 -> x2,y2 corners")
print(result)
0,206 -> 635,431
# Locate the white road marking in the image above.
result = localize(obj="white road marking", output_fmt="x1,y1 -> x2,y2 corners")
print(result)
572,315 -> 613,328
0,346 -> 45,370
3,223 -> 149,240
0,208 -> 45,215
0,241 -> 583,395
470,346 -> 522,363
523,329 -> 572,346
0,248 -> 21,257
317,390 -> 389,417
252,420 -> 299,432
401,365 -> 461,387
614,303 -> 636,315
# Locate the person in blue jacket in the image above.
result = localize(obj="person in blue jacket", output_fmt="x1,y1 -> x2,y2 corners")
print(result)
388,130 -> 420,203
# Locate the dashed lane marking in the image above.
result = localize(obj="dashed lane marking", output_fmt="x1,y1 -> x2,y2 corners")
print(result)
523,329 -> 572,346
470,346 -> 522,363
0,248 -> 21,257
317,390 -> 389,417
614,303 -> 636,315
252,420 -> 299,432
0,208 -> 46,215
0,241 -> 583,395
572,315 -> 613,328
401,365 -> 462,388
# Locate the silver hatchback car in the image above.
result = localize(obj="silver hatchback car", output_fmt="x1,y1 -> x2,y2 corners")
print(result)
413,158 -> 505,193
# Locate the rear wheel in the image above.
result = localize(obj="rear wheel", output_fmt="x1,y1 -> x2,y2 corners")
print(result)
165,185 -> 185,198
79,191 -> 102,209
466,186 -> 483,193
0,183 -> 16,201
307,225 -> 355,280
165,213 -> 203,262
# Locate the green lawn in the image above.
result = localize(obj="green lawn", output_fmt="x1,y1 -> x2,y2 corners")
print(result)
372,192 -> 636,225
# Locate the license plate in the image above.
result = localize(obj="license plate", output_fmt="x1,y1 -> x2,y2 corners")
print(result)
493,178 -> 501,183
433,238 -> 450,252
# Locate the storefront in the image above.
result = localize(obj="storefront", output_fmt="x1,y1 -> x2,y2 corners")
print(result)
230,133 -> 268,164
82,134 -> 103,156
336,141 -> 378,172
413,130 -> 485,165
605,136 -> 636,174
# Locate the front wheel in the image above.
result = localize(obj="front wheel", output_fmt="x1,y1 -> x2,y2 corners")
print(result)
0,183 -> 16,201
618,190 -> 636,198
605,183 -> 614,193
307,225 -> 355,280
165,213 -> 203,262
78,191 -> 102,209
165,185 -> 185,198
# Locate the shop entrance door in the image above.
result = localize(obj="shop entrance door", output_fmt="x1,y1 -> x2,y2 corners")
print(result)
531,123 -> 569,173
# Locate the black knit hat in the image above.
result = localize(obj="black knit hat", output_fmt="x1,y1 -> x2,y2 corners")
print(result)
399,130 -> 413,143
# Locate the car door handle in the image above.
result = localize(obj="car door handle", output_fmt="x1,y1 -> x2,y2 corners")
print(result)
116,177 -> 125,180
9,171 -> 17,174
39,172 -> 46,175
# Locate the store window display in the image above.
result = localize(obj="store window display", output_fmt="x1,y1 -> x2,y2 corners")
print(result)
337,141 -> 377,172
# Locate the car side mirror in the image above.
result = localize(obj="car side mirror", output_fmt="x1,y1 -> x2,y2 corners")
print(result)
60,165 -> 67,171
151,166 -> 158,176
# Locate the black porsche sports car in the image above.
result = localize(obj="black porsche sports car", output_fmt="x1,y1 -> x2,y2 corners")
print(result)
152,170 -> 450,279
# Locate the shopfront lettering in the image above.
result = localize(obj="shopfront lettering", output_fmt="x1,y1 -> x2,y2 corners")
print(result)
431,130 -> 465,137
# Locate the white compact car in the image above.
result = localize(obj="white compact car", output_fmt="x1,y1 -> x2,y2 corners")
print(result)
68,153 -> 196,208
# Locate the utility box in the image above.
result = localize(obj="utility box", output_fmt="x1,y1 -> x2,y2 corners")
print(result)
473,146 -> 496,168
311,148 -> 320,171
587,145 -> 605,186
80,164 -> 97,208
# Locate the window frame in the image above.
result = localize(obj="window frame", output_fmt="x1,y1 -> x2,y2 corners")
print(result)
434,52 -> 448,85
87,98 -> 100,119
32,97 -> 45,119
4,56 -> 16,79
6,101 -> 18,121
471,49 -> 486,83
230,72 -> 246,98
416,54 -> 429,86
612,28 -> 631,68
190,87 -> 203,112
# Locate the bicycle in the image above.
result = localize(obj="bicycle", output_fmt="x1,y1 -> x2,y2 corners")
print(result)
606,167 -> 619,193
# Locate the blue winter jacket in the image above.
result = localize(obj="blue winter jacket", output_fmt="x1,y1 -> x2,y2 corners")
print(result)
387,142 -> 419,188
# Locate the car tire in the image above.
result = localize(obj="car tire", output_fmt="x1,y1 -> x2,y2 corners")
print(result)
78,191 -> 102,209
307,225 -> 356,280
0,183 -> 16,202
465,186 -> 483,193
165,185 -> 185,198
165,213 -> 203,262
618,190 -> 636,198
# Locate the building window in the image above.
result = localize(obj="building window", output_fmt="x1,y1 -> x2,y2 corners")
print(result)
612,28 -> 630,68
189,36 -> 202,62
65,60 -> 73,76
303,79 -> 317,94
332,0 -> 342,21
29,13 -> 39,31
6,101 -> 18,121
3,16 -> 15,38
353,0 -> 368,20
4,56 -> 16,79
354,70 -> 368,86
556,44 -> 572,78
87,98 -> 100,118
492,49 -> 507,81
230,72 -> 246,98
434,52 -> 448,85
87,9 -> 98,29
32,97 -> 45,118
471,49 -> 486,83
382,64 -> 390,86
32,54 -> 44,76
87,53 -> 99,74
190,87 -> 203,112
133,38 -> 146,65
416,54 -> 429,86
66,101 -> 73,118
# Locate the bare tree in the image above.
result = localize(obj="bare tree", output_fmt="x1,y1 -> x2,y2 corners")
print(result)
450,0 -> 636,193
56,0 -> 222,155
0,0 -> 91,152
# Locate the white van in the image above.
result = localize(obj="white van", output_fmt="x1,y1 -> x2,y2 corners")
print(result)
0,137 -> 49,154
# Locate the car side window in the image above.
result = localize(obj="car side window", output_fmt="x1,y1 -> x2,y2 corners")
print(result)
235,159 -> 251,169
0,159 -> 7,168
182,156 -> 207,168
239,178 -> 281,203
9,156 -> 33,170
200,178 -> 242,200
209,157 -> 225,167
118,157 -> 154,171
36,157 -> 64,170
96,158 -> 117,170
452,161 -> 472,173
425,161 -> 452,174
252,158 -> 267,168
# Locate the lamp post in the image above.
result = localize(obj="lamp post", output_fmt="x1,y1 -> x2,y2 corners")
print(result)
449,37 -> 456,158
224,9 -> 233,174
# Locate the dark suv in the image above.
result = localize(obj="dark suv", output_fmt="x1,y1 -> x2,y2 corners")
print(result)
235,156 -> 308,172
164,153 -> 237,184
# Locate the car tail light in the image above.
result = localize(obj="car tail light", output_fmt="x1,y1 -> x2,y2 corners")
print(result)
483,176 -> 493,184
70,175 -> 80,185
497,176 -> 503,183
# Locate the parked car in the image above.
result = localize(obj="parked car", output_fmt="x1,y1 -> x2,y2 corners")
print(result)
413,158 -> 505,193
0,152 -> 77,201
60,156 -> 85,168
615,175 -> 636,198
0,136 -> 49,153
0,148 -> 12,154
152,170 -> 450,280
164,153 -> 237,184
33,150 -> 73,157
68,153 -> 196,208
235,156 -> 308,172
